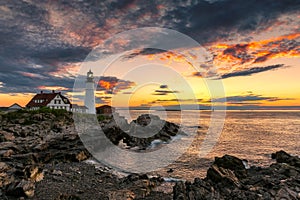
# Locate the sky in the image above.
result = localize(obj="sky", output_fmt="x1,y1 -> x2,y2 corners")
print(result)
0,0 -> 300,109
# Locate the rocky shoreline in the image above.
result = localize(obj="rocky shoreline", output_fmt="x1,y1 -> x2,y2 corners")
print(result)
1,110 -> 300,199
174,151 -> 300,200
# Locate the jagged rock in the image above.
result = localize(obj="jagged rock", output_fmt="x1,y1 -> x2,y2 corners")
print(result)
7,179 -> 35,198
102,121 -> 126,145
118,174 -> 164,199
208,154 -> 247,180
24,165 -> 44,182
207,164 -> 241,187
100,114 -> 184,149
272,150 -> 300,168
0,111 -> 92,198
276,187 -> 299,200
75,151 -> 88,161
173,181 -> 188,200
0,162 -> 15,188
0,149 -> 14,157
173,151 -> 300,200
108,189 -> 135,200
0,130 -> 15,142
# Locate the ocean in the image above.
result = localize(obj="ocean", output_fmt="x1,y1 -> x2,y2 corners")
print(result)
100,110 -> 300,181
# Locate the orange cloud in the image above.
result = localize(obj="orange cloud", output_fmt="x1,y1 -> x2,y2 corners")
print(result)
38,86 -> 69,91
98,80 -> 118,91
19,72 -> 46,79
97,76 -> 135,95
211,32 -> 300,66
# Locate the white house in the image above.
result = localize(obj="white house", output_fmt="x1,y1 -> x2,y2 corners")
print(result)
26,91 -> 71,111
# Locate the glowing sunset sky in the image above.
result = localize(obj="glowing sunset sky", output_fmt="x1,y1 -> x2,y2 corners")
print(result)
0,0 -> 300,109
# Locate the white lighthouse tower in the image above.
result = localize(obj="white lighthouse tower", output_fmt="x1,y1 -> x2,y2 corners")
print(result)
84,70 -> 96,114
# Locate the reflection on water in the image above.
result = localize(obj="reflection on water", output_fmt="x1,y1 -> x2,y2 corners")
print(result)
116,110 -> 300,180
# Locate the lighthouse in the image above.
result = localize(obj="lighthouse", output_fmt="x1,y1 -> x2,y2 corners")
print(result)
84,70 -> 96,114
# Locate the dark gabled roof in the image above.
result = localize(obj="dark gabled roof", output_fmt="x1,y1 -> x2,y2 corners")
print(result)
60,95 -> 71,104
26,92 -> 71,107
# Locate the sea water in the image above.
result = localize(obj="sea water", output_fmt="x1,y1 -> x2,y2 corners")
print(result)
114,110 -> 300,180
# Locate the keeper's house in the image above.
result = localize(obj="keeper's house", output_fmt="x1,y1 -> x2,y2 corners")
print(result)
26,91 -> 71,111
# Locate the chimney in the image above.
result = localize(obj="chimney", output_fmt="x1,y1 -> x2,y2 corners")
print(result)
41,91 -> 43,94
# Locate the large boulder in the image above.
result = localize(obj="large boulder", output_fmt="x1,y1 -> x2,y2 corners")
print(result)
272,150 -> 300,168
100,114 -> 184,149
173,151 -> 300,200
209,155 -> 247,180
123,114 -> 183,149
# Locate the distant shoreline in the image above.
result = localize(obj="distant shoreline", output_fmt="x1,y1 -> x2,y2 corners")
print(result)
118,108 -> 300,111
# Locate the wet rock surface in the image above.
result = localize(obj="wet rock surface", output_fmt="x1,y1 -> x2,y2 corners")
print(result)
173,151 -> 300,200
0,110 -> 91,199
102,114 -> 184,150
0,111 -> 174,199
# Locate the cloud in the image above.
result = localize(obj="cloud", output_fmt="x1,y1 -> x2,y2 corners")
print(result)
95,96 -> 112,105
38,86 -> 69,91
212,33 -> 300,66
220,64 -> 285,79
159,85 -> 168,89
212,93 -> 294,103
179,0 -> 300,43
0,0 -> 299,94
151,98 -> 201,104
191,64 -> 286,79
122,48 -> 168,60
18,71 -> 47,79
152,90 -> 179,96
122,91 -> 133,95
97,76 -> 135,94
192,72 -> 203,77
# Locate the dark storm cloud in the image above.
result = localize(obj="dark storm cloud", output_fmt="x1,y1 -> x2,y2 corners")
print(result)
220,64 -> 285,79
212,94 -> 294,103
180,0 -> 300,43
152,90 -> 179,95
0,0 -> 300,93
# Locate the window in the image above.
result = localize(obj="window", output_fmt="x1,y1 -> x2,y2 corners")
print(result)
54,99 -> 61,104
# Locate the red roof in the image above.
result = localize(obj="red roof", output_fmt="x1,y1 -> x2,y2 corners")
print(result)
26,92 -> 71,108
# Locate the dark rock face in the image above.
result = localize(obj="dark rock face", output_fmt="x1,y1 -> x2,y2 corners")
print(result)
173,151 -> 300,200
0,111 -> 90,199
272,150 -> 300,168
0,111 -> 180,199
102,114 -> 184,149
31,162 -> 169,200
